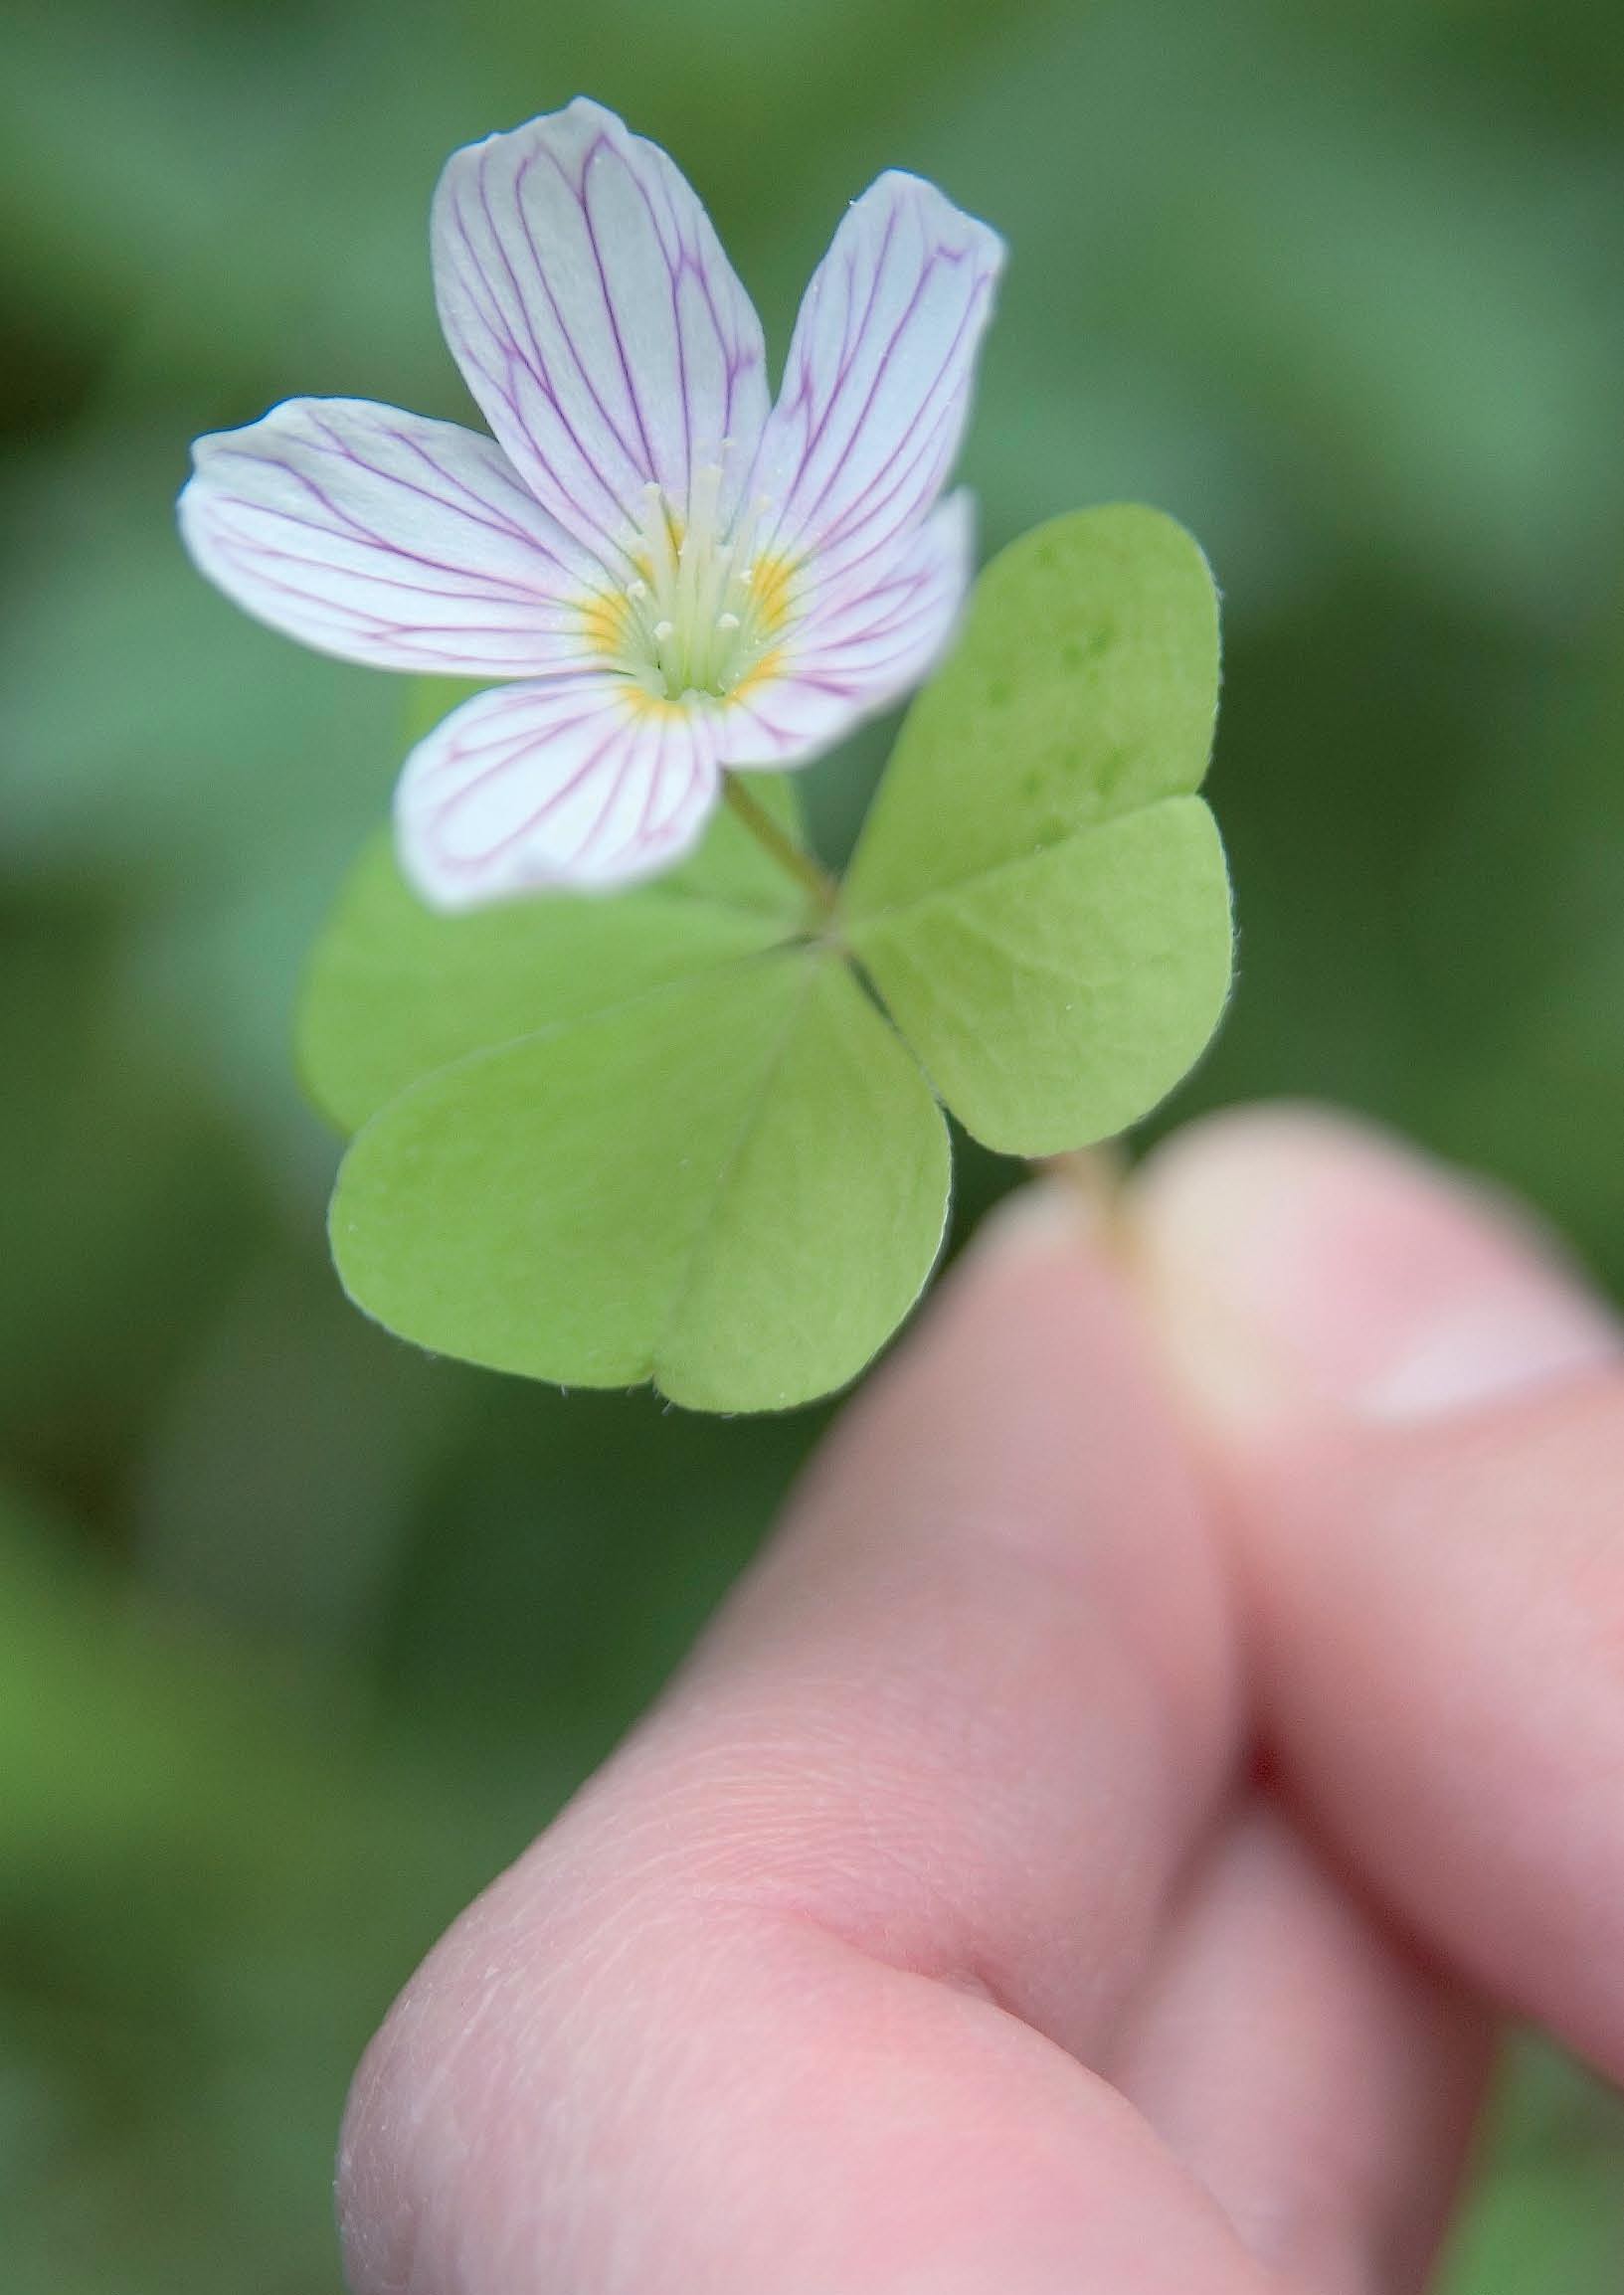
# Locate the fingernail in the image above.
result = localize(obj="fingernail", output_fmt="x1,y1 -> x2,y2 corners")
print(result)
1133,1109 -> 1618,1426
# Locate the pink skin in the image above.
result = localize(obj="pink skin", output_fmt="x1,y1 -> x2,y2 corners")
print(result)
338,1105 -> 1623,2294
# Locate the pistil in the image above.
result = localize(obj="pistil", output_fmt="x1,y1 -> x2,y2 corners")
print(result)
606,466 -> 785,702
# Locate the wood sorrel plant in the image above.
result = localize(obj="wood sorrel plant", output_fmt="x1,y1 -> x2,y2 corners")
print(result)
178,98 -> 1233,1412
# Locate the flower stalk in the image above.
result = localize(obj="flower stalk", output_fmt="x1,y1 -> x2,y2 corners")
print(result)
722,775 -> 839,915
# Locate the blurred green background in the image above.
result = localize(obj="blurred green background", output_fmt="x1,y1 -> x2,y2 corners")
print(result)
2,0 -> 1623,2285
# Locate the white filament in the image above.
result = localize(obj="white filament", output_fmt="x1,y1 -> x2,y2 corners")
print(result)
610,464 -> 783,701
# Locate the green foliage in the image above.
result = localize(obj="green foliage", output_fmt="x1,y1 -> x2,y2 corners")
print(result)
331,954 -> 951,1409
298,830 -> 802,1134
1442,2044 -> 1624,2295
850,802 -> 1232,1152
0,1486 -> 517,2294
7,0 -> 1624,2281
844,508 -> 1232,1151
845,508 -> 1222,902
299,772 -> 812,1130
306,508 -> 1230,1408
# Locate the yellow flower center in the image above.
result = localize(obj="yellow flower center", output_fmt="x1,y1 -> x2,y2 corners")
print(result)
584,466 -> 795,703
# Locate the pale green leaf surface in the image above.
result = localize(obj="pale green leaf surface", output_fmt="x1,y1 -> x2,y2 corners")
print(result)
844,505 -> 1232,1150
329,953 -> 950,1412
845,504 -> 1222,911
298,801 -> 810,1136
852,798 -> 1234,1153
653,959 -> 951,1410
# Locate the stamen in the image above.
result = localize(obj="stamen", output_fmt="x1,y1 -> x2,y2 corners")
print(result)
591,477 -> 788,704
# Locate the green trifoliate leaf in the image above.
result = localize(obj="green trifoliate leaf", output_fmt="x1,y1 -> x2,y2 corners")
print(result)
303,525 -> 1236,1410
842,504 -> 1233,1153
847,800 -> 1231,1152
328,951 -> 950,1413
298,780 -> 812,1135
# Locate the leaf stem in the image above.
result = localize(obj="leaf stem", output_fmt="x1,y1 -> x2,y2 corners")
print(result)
1032,1144 -> 1131,1232
722,775 -> 839,915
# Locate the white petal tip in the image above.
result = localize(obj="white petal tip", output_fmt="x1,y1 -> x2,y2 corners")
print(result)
394,678 -> 723,906
863,168 -> 1006,266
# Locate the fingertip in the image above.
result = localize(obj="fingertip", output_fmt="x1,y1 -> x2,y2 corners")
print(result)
1123,1106 -> 1624,2078
1129,1103 -> 1618,1433
848,1162 -> 1128,1444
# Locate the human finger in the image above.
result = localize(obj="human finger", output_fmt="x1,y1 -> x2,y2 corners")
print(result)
1112,1798 -> 1493,2295
339,1190 -> 1256,2295
1131,1107 -> 1624,2074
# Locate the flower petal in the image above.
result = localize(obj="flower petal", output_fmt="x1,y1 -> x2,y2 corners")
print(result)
713,492 -> 976,770
751,173 -> 1002,585
179,399 -> 608,674
432,100 -> 770,567
395,675 -> 722,905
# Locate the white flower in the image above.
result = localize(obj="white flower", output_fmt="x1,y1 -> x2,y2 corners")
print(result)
179,98 -> 1003,906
